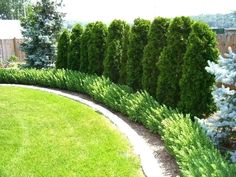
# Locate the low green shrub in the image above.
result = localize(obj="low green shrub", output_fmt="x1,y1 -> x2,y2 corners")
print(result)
0,68 -> 235,176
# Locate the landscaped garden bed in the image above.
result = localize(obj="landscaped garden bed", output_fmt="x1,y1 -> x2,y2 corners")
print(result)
1,69 -> 236,176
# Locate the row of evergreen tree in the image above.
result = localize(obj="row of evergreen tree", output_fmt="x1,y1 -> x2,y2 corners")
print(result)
56,16 -> 219,118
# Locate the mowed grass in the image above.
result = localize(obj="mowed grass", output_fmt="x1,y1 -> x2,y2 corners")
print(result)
0,86 -> 143,177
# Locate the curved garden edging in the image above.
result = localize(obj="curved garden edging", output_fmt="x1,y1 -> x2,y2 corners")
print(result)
0,84 -> 167,177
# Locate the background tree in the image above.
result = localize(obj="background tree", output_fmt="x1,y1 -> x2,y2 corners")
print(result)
127,18 -> 150,90
156,16 -> 192,107
142,17 -> 169,97
67,23 -> 83,70
87,21 -> 107,75
56,29 -> 70,69
21,0 -> 63,68
119,24 -> 130,84
80,23 -> 94,73
179,22 -> 218,117
0,0 -> 29,19
103,20 -> 129,82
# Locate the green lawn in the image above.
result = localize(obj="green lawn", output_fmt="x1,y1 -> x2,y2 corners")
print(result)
0,86 -> 143,177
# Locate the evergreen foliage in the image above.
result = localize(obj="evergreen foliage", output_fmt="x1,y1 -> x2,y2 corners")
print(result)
56,29 -> 70,69
142,17 -> 169,97
20,0 -> 63,68
179,22 -> 218,117
1,68 -> 236,176
80,23 -> 94,73
119,25 -> 130,84
127,18 -> 150,90
0,0 -> 30,19
67,24 -> 83,70
87,21 -> 107,75
103,20 -> 129,82
202,47 -> 236,162
156,16 -> 192,107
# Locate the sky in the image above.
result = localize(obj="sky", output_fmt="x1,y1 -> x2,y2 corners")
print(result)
62,0 -> 236,23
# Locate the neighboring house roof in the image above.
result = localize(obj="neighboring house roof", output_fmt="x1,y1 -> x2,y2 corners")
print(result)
0,20 -> 23,39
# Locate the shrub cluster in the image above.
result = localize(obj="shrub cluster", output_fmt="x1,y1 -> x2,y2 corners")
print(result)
56,17 -> 219,118
0,68 -> 235,176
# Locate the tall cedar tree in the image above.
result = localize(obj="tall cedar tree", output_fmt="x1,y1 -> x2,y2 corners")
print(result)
80,23 -> 94,73
142,17 -> 169,97
67,24 -> 83,70
88,22 -> 107,75
119,24 -> 130,84
156,17 -> 192,108
103,20 -> 129,82
21,0 -> 63,68
56,29 -> 70,69
127,18 -> 150,90
179,22 -> 218,117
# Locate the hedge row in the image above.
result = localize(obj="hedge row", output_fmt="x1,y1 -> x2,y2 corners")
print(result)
56,17 -> 218,118
0,68 -> 235,176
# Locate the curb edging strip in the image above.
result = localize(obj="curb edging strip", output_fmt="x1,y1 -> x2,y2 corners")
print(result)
0,84 -> 167,177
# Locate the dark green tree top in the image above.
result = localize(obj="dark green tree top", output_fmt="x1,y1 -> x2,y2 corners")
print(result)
67,23 -> 83,70
179,21 -> 219,117
127,18 -> 150,90
56,29 -> 70,69
156,16 -> 192,107
142,17 -> 170,97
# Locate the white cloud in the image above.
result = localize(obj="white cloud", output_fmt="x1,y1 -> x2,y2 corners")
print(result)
62,0 -> 236,22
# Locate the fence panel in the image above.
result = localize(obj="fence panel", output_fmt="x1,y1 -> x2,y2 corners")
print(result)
0,38 -> 25,62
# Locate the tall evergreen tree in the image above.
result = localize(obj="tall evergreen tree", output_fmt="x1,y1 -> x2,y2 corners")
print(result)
156,17 -> 192,108
119,24 -> 130,84
142,17 -> 169,97
179,22 -> 218,117
0,0 -> 30,19
127,18 -> 150,90
21,0 -> 63,68
103,20 -> 129,82
87,21 -> 107,75
56,29 -> 70,69
80,23 -> 94,73
67,23 -> 83,70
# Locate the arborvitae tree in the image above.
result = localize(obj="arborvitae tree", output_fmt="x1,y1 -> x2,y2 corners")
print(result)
87,21 -> 107,75
103,19 -> 129,82
21,0 -> 63,68
127,18 -> 150,90
142,17 -> 169,97
80,23 -> 94,73
67,23 -> 83,70
119,24 -> 130,84
179,22 -> 218,117
156,16 -> 192,108
56,29 -> 70,69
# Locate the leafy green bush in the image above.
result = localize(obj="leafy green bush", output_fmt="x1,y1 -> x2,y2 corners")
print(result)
156,16 -> 192,107
88,21 -> 107,75
178,22 -> 218,118
67,24 -> 83,70
0,68 -> 235,176
142,17 -> 169,97
127,18 -> 150,90
56,29 -> 70,69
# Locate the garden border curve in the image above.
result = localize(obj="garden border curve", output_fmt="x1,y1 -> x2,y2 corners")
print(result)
0,84 -> 168,177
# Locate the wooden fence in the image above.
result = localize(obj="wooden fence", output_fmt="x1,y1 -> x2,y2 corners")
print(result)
0,38 -> 25,63
217,34 -> 236,54
0,34 -> 235,63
